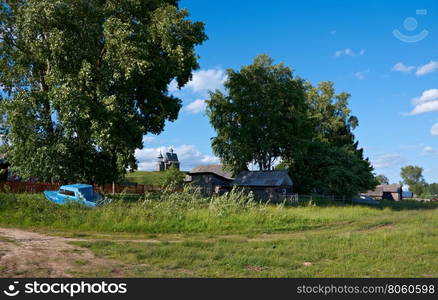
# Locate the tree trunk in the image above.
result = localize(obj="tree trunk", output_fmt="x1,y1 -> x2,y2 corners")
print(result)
40,71 -> 53,135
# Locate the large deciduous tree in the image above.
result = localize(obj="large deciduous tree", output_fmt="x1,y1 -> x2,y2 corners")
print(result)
0,0 -> 206,183
400,165 -> 426,196
207,55 -> 377,195
206,54 -> 310,175
283,81 -> 377,195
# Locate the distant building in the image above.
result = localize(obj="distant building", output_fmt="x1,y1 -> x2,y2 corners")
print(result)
365,184 -> 403,201
233,170 -> 293,201
156,148 -> 180,171
185,164 -> 234,195
402,191 -> 414,199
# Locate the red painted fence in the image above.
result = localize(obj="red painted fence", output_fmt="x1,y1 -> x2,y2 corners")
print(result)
0,181 -> 163,195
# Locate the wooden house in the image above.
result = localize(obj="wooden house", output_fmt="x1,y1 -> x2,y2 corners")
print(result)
365,184 -> 403,201
233,170 -> 293,201
185,165 -> 234,195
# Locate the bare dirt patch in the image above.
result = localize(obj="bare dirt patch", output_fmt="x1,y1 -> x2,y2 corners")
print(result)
0,228 -> 125,277
358,222 -> 395,232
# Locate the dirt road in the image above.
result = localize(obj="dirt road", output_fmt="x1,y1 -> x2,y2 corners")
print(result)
0,228 -> 124,277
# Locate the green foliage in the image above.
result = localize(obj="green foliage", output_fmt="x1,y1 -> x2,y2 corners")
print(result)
425,183 -> 438,197
288,141 -> 377,196
162,165 -> 185,188
206,54 -> 309,175
416,183 -> 438,200
286,81 -> 377,195
207,55 -> 376,195
400,166 -> 426,196
74,205 -> 438,277
4,190 -> 437,235
0,188 -> 295,233
0,0 -> 207,183
400,166 -> 425,193
375,174 -> 389,185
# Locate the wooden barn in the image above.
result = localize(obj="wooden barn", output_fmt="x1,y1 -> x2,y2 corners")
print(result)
233,170 -> 293,201
365,184 -> 403,201
185,165 -> 234,195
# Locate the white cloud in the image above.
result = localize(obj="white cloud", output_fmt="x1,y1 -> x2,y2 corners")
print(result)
169,68 -> 227,96
423,145 -> 433,153
185,99 -> 207,114
335,48 -> 365,57
142,136 -> 157,143
416,60 -> 438,76
167,80 -> 179,92
392,60 -> 438,76
409,101 -> 438,115
412,89 -> 438,105
353,70 -> 369,80
135,147 -> 165,171
407,89 -> 438,115
431,123 -> 438,136
422,145 -> 438,155
371,153 -> 404,169
392,62 -> 415,73
135,145 -> 219,171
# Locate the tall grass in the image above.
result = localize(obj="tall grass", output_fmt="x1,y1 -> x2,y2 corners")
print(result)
0,187 -> 436,234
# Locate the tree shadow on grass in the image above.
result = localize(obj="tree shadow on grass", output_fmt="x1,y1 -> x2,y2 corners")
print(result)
373,199 -> 438,211
292,198 -> 438,211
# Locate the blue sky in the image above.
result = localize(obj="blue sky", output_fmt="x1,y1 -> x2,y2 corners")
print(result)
2,1 -> 438,184
137,0 -> 438,184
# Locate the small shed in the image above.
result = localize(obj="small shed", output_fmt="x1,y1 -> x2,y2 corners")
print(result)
365,184 -> 403,201
185,165 -> 234,195
233,170 -> 293,201
402,191 -> 414,199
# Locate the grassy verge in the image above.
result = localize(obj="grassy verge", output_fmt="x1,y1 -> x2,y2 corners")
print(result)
1,189 -> 425,234
1,190 -> 438,277
124,171 -> 167,186
70,215 -> 438,277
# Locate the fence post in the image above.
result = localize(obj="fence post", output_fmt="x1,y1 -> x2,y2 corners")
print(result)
112,182 -> 115,194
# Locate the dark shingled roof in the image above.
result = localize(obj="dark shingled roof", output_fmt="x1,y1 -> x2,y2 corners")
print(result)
234,171 -> 293,187
366,184 -> 403,197
189,165 -> 234,180
164,152 -> 178,162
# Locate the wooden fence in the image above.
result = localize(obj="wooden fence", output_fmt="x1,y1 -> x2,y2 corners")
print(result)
0,181 -> 163,195
0,181 -> 61,193
93,183 -> 162,194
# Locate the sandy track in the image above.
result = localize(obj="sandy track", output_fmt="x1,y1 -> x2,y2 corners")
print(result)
0,228 -> 124,277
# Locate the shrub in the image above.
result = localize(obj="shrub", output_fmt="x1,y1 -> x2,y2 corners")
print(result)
162,165 -> 185,188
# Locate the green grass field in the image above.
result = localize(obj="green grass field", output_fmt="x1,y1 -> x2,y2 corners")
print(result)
1,189 -> 438,277
124,171 -> 167,186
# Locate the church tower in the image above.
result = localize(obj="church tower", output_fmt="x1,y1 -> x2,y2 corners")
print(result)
156,151 -> 165,171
